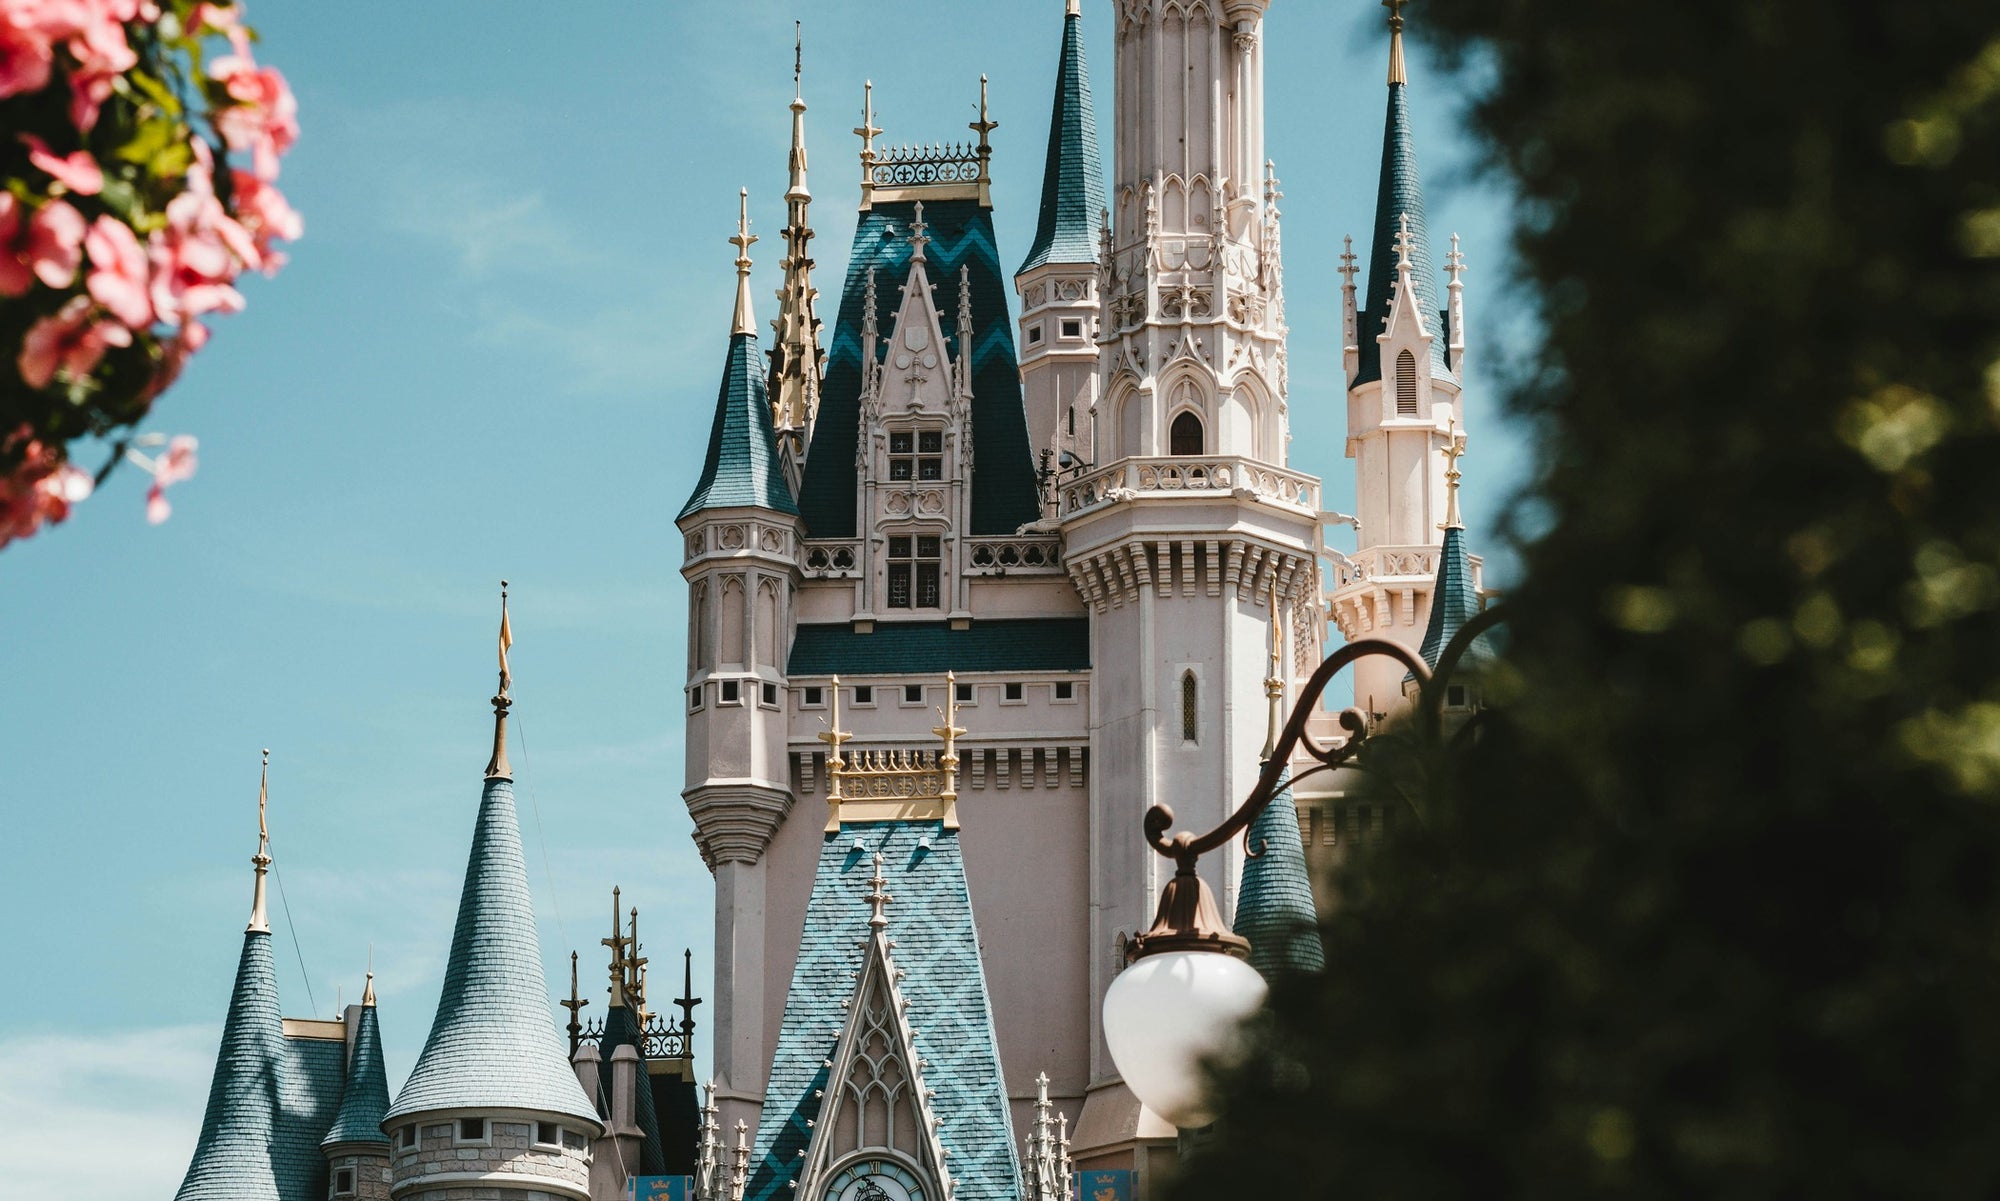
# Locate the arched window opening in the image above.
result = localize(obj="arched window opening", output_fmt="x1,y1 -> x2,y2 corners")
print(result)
1169,411 -> 1204,456
1180,671 -> 1199,743
1396,349 -> 1418,416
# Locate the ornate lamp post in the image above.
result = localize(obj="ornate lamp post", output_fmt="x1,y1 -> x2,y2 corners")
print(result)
1102,608 -> 1505,1128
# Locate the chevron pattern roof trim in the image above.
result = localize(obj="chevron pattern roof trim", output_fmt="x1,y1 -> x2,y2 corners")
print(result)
797,198 -> 1038,537
385,777 -> 601,1126
322,1004 -> 390,1147
681,331 -> 800,520
1232,766 -> 1326,978
175,930 -> 285,1201
1415,523 -> 1493,673
748,821 -> 1021,1201
1355,80 -> 1452,388
1019,4 -> 1105,274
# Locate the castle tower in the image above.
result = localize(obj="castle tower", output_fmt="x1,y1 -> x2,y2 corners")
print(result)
320,973 -> 392,1201
1328,0 -> 1473,716
768,33 -> 826,495
1059,0 -> 1321,1149
678,192 -> 803,1140
1016,0 -> 1107,482
382,605 -> 603,1198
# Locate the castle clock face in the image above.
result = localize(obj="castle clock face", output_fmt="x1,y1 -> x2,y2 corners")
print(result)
823,1158 -> 928,1201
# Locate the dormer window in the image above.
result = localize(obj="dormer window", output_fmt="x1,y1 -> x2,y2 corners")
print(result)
887,536 -> 942,608
889,430 -> 944,482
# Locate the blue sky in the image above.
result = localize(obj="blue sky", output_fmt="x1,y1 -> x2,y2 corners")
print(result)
0,3 -> 1523,1193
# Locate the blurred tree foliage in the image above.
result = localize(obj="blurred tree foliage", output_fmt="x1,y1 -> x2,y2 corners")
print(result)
1176,2 -> 2000,1196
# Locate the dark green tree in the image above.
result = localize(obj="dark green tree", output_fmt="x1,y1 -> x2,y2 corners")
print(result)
1175,3 -> 2000,1196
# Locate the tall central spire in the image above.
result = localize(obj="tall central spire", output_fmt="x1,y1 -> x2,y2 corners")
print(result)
1356,0 -> 1446,386
769,25 -> 825,490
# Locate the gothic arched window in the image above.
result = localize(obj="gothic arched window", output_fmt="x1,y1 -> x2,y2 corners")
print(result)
1169,411 -> 1204,456
1180,671 -> 1198,743
1396,349 -> 1418,416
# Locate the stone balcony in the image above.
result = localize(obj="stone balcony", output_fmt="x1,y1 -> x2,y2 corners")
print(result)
1058,455 -> 1320,517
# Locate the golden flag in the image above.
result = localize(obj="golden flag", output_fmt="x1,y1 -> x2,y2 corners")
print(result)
498,597 -> 514,692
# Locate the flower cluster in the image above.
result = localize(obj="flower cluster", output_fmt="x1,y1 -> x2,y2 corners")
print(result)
0,0 -> 298,549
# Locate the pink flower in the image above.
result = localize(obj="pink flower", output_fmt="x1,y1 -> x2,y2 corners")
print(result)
5,197 -> 87,290
148,190 -> 249,327
229,169 -> 300,272
209,52 -> 297,180
144,433 -> 196,523
20,132 -> 103,194
0,193 -> 30,295
17,292 -> 130,388
0,426 -> 93,548
0,9 -> 54,99
58,0 -> 136,131
84,213 -> 150,327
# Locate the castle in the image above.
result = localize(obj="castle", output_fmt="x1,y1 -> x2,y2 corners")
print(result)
171,3 -> 1485,1200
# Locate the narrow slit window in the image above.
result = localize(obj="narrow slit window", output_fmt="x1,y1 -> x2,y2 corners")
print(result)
1180,671 -> 1198,743
1169,411 -> 1203,456
1396,349 -> 1418,416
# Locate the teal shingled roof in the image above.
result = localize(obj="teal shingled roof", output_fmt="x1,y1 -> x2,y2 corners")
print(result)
1354,79 -> 1452,388
1416,523 -> 1494,675
796,198 -> 1039,537
1233,766 -> 1326,979
1019,5 -> 1105,274
787,618 -> 1089,676
385,776 -> 600,1127
273,1034 -> 344,1201
175,930 -> 284,1201
322,1004 -> 390,1147
748,821 -> 1021,1201
594,1004 -> 669,1174
679,330 -> 799,520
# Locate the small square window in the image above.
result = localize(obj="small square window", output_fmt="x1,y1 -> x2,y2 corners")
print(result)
1054,681 -> 1074,701
1003,683 -> 1024,703
536,1121 -> 562,1147
918,432 -> 943,455
1060,318 -> 1083,339
955,682 -> 974,704
457,1117 -> 487,1143
802,686 -> 825,707
397,1125 -> 418,1151
1026,324 -> 1044,345
890,431 -> 913,455
1447,684 -> 1467,707
720,680 -> 741,705
334,1167 -> 355,1196
903,684 -> 924,705
562,1128 -> 590,1152
688,687 -> 703,713
762,682 -> 779,707
853,685 -> 874,706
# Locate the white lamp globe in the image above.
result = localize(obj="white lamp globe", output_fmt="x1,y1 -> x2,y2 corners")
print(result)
1102,949 -> 1268,1128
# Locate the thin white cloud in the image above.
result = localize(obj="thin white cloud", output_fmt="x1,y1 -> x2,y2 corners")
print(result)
0,1025 -> 212,1200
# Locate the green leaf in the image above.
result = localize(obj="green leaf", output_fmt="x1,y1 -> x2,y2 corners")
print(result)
127,68 -> 183,118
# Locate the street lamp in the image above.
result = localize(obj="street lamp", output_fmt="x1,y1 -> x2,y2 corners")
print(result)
1102,609 -> 1505,1128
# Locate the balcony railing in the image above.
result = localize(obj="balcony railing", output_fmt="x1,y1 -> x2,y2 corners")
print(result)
1059,455 -> 1320,516
967,536 -> 1063,574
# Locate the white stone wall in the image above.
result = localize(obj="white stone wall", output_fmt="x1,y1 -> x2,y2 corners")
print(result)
388,1117 -> 589,1201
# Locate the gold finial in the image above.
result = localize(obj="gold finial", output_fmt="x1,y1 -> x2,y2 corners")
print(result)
818,675 -> 851,801
1066,0 -> 1080,14
933,671 -> 967,803
865,852 -> 891,929
730,188 -> 757,337
361,943 -> 376,1007
485,581 -> 513,780
1385,0 -> 1409,86
561,950 -> 589,1053
627,904 -> 649,1011
793,21 -> 802,101
248,748 -> 272,933
1441,416 -> 1466,530
970,74 -> 998,173
1261,574 -> 1285,761
854,79 -> 881,189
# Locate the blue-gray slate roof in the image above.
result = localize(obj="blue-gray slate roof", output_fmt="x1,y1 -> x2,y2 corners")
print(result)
1019,4 -> 1105,274
796,198 -> 1039,537
787,618 -> 1089,676
1233,766 -> 1325,979
386,776 -> 600,1126
175,930 -> 285,1201
322,1004 -> 390,1147
1355,79 -> 1453,388
680,330 -> 799,520
274,1034 -> 345,1201
594,1003 -> 669,1174
1416,523 -> 1495,675
748,821 -> 1020,1201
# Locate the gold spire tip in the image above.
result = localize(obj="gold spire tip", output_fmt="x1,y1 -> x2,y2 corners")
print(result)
248,749 -> 272,933
731,188 -> 758,336
1385,0 -> 1409,86
486,583 -> 514,779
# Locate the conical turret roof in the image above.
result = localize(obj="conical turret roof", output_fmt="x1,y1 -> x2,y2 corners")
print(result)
1019,1 -> 1105,274
1356,17 -> 1451,387
175,929 -> 284,1201
1416,523 -> 1492,673
385,770 -> 600,1126
1233,767 -> 1326,979
322,999 -> 390,1147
